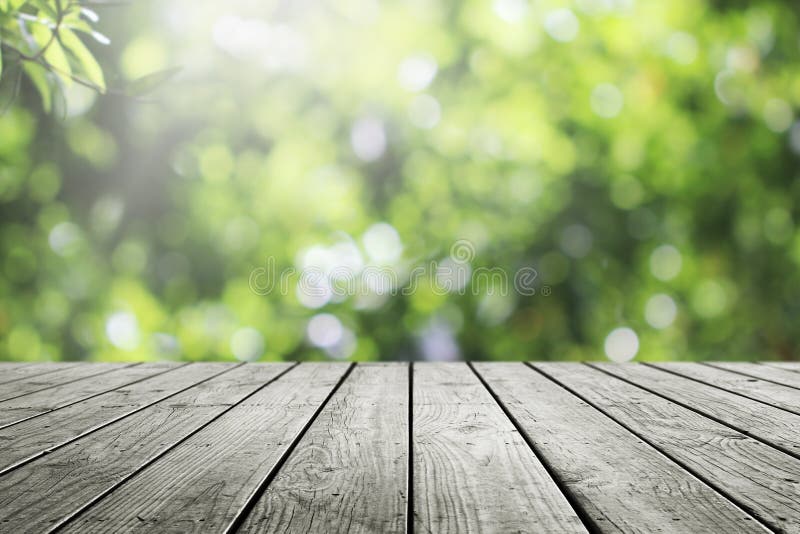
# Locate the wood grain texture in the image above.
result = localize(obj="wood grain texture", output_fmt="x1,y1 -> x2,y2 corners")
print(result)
0,363 -> 293,534
763,363 -> 800,373
474,362 -> 767,534
594,363 -> 800,457
0,363 -> 81,386
706,362 -> 800,390
0,363 -> 168,428
0,362 -> 232,473
536,363 -> 800,533
651,363 -> 800,415
59,363 -> 349,534
0,362 -> 796,534
0,363 -> 130,403
413,363 -> 587,534
237,363 -> 409,534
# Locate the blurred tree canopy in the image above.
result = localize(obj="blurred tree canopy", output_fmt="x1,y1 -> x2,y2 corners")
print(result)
2,0 -> 800,363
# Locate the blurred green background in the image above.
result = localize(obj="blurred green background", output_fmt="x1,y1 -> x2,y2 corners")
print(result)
2,0 -> 800,363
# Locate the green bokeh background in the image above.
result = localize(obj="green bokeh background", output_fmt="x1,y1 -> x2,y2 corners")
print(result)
2,0 -> 800,362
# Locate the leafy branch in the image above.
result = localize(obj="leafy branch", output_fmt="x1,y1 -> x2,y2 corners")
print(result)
0,0 -> 109,111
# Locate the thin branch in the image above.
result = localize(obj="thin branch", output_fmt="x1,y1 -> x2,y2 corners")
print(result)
35,57 -> 104,92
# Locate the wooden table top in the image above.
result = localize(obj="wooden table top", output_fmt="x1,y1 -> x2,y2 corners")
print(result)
0,361 -> 798,533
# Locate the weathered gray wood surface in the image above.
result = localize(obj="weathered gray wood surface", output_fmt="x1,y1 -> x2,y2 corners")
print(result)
706,362 -> 800,390
764,362 -> 800,372
651,362 -> 800,415
475,362 -> 767,533
0,363 -> 293,534
237,363 -> 409,534
0,362 -> 131,404
535,363 -> 800,533
0,362 -> 32,369
60,363 -> 349,534
0,361 -> 798,533
414,363 -> 586,534
593,363 -> 800,458
0,362 -> 81,386
0,362 -> 231,473
0,363 -> 167,428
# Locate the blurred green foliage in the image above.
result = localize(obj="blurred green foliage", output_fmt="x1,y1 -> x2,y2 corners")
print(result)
2,0 -> 800,363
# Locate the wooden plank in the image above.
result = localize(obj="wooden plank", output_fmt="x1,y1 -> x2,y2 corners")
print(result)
651,363 -> 800,415
763,362 -> 800,373
0,362 -> 81,386
706,362 -> 800,390
0,363 -> 167,428
0,362 -> 234,473
593,363 -> 800,458
0,363 -> 295,534
235,363 -> 409,534
412,363 -> 586,534
536,363 -> 800,533
57,363 -> 349,534
0,363 -> 129,402
474,362 -> 767,533
0,363 -> 39,371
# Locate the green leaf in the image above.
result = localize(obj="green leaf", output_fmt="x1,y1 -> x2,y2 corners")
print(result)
59,27 -> 104,92
23,61 -> 51,111
126,66 -> 180,96
0,0 -> 8,12
63,17 -> 110,46
31,21 -> 72,87
0,39 -> 3,78
64,18 -> 94,34
29,0 -> 57,20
